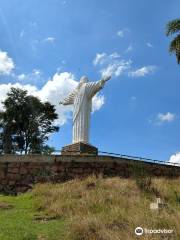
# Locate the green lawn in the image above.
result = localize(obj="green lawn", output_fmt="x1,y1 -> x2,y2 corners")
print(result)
0,193 -> 65,240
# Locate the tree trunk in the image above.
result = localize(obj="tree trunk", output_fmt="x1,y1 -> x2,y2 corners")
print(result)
3,127 -> 12,154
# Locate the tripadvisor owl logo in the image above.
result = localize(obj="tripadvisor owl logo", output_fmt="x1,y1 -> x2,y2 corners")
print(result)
135,227 -> 143,236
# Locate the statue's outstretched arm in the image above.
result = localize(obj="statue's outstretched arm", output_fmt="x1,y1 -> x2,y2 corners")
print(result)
98,75 -> 111,88
87,75 -> 111,98
59,90 -> 76,105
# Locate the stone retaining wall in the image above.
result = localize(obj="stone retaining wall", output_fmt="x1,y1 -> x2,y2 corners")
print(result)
0,155 -> 179,194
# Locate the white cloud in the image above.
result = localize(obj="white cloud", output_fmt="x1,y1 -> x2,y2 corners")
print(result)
43,37 -> 55,43
93,52 -> 157,79
129,65 -> 156,77
0,50 -> 15,75
36,72 -> 76,125
157,112 -> 175,123
93,52 -> 120,66
17,69 -> 42,82
109,52 -> 120,59
32,69 -> 41,75
150,112 -> 176,125
17,74 -> 26,81
92,95 -> 105,112
117,30 -> 124,38
100,60 -> 131,78
93,52 -> 130,78
146,42 -> 153,48
93,53 -> 107,66
169,152 -> 180,164
0,72 -> 105,126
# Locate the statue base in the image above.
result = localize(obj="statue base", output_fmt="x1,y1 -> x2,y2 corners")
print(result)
61,142 -> 98,155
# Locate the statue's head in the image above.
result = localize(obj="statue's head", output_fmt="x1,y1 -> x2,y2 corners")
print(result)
80,76 -> 89,84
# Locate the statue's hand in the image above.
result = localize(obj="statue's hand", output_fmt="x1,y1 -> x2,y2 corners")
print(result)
103,75 -> 111,82
59,101 -> 64,105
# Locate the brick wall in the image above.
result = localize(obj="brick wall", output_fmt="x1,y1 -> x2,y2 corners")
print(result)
0,155 -> 179,194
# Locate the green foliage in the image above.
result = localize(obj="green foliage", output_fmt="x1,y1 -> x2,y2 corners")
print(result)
166,19 -> 180,64
133,163 -> 152,192
41,145 -> 55,155
169,34 -> 180,63
0,88 -> 59,154
166,19 -> 180,36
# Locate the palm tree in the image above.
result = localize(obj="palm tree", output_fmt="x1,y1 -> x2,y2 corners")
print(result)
166,19 -> 180,64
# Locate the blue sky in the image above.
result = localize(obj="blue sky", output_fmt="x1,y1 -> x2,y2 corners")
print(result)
0,0 -> 179,161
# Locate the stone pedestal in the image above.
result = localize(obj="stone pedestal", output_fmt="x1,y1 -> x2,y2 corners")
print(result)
61,142 -> 98,155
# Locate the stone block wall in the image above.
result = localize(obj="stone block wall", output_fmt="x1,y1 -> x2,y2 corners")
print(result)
0,155 -> 179,194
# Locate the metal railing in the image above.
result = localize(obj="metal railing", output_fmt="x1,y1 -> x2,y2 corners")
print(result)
52,149 -> 180,168
98,151 -> 180,167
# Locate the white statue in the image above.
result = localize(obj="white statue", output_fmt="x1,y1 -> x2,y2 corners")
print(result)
60,75 -> 111,144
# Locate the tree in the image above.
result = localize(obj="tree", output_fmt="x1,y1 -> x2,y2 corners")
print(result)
166,19 -> 180,64
41,145 -> 55,155
0,87 -> 59,154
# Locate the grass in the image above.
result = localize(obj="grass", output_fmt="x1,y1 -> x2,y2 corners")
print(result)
0,193 -> 65,240
0,176 -> 180,240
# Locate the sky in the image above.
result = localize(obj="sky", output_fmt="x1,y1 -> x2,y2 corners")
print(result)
0,0 -> 179,162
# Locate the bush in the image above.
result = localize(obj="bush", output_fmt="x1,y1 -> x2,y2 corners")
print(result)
133,163 -> 152,192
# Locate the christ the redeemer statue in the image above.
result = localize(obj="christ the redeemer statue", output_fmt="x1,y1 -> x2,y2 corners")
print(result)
60,76 -> 111,144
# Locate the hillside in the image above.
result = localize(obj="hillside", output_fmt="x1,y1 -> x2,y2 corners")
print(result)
0,176 -> 179,240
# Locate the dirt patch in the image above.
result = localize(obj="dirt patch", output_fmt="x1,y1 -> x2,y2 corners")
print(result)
0,202 -> 14,210
33,215 -> 58,223
86,182 -> 96,190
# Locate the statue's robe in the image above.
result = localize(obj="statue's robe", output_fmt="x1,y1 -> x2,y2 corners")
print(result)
62,80 -> 105,143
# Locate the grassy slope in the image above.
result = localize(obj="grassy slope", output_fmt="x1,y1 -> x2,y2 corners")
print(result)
0,176 -> 180,240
